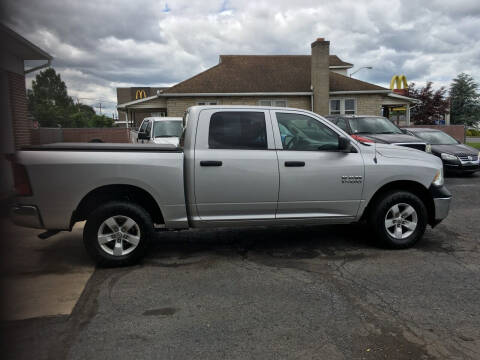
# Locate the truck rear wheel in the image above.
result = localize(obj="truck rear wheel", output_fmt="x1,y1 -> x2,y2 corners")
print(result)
83,201 -> 153,266
369,191 -> 427,249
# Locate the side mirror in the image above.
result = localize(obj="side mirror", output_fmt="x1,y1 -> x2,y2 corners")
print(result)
338,136 -> 354,153
400,128 -> 407,134
138,132 -> 149,140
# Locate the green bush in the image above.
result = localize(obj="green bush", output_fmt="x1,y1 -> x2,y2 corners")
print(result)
466,129 -> 480,136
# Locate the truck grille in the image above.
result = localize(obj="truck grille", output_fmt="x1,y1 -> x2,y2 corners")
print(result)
395,143 -> 426,152
458,154 -> 478,161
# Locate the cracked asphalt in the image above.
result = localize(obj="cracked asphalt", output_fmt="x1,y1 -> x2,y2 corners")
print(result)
2,173 -> 480,359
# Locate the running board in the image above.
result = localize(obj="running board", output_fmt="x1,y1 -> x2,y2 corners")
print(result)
38,230 -> 61,239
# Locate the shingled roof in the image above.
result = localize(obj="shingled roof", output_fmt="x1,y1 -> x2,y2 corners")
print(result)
164,55 -> 387,94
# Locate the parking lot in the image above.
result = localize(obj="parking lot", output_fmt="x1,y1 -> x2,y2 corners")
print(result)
1,173 -> 479,360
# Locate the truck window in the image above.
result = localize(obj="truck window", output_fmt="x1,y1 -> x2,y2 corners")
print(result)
276,112 -> 339,151
336,118 -> 348,132
145,120 -> 152,137
208,112 -> 267,150
139,120 -> 148,133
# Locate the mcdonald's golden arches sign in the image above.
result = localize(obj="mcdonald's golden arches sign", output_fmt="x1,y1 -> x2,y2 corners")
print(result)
135,89 -> 147,99
390,75 -> 408,90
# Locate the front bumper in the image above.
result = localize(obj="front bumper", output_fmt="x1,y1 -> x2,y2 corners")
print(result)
11,205 -> 44,229
433,198 -> 451,221
429,185 -> 452,222
442,158 -> 480,173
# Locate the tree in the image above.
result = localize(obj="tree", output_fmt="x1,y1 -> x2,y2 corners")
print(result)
450,73 -> 480,126
28,68 -> 114,128
405,82 -> 450,125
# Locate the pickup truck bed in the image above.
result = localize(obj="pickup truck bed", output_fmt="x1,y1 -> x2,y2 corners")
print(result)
14,142 -> 188,231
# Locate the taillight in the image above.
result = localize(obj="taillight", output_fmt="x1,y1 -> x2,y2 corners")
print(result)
11,162 -> 33,196
351,134 -> 374,143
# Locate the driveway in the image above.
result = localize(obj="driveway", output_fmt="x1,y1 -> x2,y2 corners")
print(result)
2,174 -> 479,359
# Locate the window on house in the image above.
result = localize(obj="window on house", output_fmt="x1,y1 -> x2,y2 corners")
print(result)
208,112 -> 267,150
197,101 -> 218,105
345,99 -> 356,114
329,99 -> 356,115
330,100 -> 341,115
258,100 -> 288,107
151,109 -> 167,117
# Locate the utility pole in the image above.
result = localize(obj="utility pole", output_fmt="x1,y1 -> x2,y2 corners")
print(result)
98,102 -> 102,114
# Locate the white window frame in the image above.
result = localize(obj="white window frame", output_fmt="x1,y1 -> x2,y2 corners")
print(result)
329,99 -> 341,115
329,98 -> 356,115
257,99 -> 288,107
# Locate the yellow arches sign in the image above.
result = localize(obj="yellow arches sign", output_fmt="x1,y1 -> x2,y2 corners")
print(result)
135,89 -> 147,99
390,75 -> 408,91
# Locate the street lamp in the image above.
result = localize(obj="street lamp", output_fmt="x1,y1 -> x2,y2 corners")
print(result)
350,66 -> 373,77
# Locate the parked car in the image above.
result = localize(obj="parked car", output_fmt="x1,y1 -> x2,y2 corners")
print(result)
325,115 -> 431,152
11,106 -> 451,266
130,117 -> 183,146
403,128 -> 480,174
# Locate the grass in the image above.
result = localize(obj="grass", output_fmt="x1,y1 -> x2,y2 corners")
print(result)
466,142 -> 480,150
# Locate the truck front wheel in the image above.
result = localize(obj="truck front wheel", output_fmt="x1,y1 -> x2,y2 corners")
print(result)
369,191 -> 427,249
83,201 -> 153,266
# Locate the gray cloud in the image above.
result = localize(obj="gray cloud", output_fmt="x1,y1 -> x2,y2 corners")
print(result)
2,0 -> 480,116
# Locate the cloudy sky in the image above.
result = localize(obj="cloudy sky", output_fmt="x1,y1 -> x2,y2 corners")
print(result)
2,0 -> 480,116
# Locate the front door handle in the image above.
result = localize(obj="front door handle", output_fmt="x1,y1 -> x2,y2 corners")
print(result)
285,161 -> 305,167
200,160 -> 223,167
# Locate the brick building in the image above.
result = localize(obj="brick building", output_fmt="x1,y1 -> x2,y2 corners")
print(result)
0,24 -> 52,197
117,38 -> 419,128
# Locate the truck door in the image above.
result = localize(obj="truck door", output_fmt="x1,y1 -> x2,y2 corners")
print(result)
194,109 -> 279,223
271,110 -> 364,220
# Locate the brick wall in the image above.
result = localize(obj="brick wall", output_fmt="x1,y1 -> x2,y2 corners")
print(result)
166,96 -> 311,117
7,71 -> 31,148
32,128 -> 130,144
63,128 -> 129,143
408,125 -> 466,143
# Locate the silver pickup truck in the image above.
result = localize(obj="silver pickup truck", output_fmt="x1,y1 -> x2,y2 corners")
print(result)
11,106 -> 452,266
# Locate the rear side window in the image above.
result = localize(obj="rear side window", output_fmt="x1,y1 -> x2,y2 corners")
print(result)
208,112 -> 267,149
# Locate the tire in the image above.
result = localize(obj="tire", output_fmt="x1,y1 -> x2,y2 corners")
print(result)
368,191 -> 427,249
83,201 -> 153,267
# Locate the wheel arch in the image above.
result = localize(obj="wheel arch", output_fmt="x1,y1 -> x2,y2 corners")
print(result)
361,180 -> 435,225
71,184 -> 164,228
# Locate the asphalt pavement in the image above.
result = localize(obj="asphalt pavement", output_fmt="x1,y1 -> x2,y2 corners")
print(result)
2,173 -> 479,360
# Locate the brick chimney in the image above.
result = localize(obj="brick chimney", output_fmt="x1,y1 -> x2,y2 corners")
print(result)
311,38 -> 330,115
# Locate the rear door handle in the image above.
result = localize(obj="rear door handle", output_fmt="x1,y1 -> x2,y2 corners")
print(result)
285,161 -> 305,167
200,160 -> 223,167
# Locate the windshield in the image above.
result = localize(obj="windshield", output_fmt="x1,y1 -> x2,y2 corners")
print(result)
413,131 -> 458,145
153,121 -> 183,138
349,117 -> 403,134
